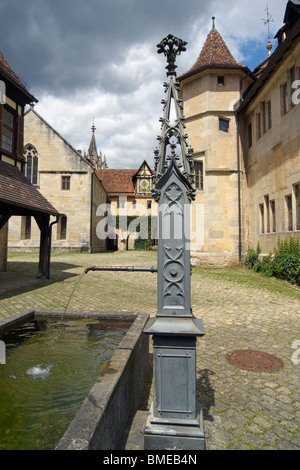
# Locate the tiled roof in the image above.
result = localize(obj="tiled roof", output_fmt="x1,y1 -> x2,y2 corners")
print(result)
0,50 -> 37,102
95,169 -> 137,197
0,51 -> 27,90
0,161 -> 59,215
180,27 -> 245,79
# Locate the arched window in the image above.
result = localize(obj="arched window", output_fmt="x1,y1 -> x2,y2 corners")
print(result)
24,144 -> 38,185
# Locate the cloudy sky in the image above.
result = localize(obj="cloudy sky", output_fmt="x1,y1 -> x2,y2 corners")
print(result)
0,0 -> 288,168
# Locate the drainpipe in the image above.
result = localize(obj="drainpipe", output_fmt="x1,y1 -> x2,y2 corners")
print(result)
236,71 -> 252,267
47,216 -> 59,279
235,111 -> 242,267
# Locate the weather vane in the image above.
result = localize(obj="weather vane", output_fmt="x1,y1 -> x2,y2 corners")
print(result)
262,4 -> 274,56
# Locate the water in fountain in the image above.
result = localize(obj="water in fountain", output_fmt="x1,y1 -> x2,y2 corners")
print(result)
0,317 -> 130,449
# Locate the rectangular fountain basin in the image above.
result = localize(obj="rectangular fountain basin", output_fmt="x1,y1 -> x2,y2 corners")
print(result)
0,310 -> 150,450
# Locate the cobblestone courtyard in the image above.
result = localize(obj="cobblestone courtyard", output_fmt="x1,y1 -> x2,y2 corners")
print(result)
0,251 -> 299,450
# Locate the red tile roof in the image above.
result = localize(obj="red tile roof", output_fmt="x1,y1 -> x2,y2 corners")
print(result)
95,169 -> 137,197
0,51 -> 25,88
180,27 -> 246,79
0,50 -> 37,102
0,161 -> 59,215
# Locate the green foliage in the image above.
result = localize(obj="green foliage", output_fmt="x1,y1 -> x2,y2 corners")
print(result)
134,237 -> 154,250
115,215 -> 157,250
245,236 -> 300,286
245,247 -> 258,269
245,242 -> 262,269
275,235 -> 300,256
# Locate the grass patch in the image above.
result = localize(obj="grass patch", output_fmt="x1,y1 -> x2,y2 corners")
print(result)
192,266 -> 300,300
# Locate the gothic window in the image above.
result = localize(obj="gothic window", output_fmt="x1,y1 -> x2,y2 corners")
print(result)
24,144 -> 38,185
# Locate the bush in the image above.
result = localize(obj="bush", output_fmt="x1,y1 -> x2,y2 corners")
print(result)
271,253 -> 300,285
245,236 -> 300,286
245,247 -> 258,269
245,242 -> 261,269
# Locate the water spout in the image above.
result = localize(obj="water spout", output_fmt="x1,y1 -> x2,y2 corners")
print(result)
84,265 -> 157,274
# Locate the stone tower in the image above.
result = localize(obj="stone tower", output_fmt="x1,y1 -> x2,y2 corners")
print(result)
178,19 -> 253,266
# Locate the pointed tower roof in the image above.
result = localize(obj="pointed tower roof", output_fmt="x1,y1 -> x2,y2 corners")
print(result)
179,18 -> 249,81
88,120 -> 98,160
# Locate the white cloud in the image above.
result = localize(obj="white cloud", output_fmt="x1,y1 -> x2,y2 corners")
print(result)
30,0 -> 288,169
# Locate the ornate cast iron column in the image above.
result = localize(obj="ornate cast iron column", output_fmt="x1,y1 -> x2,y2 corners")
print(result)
144,34 -> 205,450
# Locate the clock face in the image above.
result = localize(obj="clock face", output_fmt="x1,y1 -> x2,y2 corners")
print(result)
140,178 -> 150,191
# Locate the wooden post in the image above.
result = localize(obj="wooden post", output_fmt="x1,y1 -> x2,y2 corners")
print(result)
34,214 -> 50,279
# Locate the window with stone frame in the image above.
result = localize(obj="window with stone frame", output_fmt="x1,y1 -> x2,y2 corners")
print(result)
21,215 -> 31,240
194,160 -> 204,190
58,215 -> 67,240
2,108 -> 14,153
264,195 -> 270,233
270,199 -> 276,233
294,183 -> 300,230
61,175 -> 71,190
259,203 -> 264,234
286,195 -> 293,231
281,82 -> 289,115
219,117 -> 229,133
24,144 -> 38,185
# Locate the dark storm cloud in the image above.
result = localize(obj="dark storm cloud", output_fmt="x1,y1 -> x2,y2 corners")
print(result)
0,0 -> 286,168
0,0 -> 213,96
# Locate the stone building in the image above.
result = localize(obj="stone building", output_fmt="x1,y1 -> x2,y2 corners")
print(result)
4,0 -> 299,265
178,18 -> 254,266
95,161 -> 157,250
8,108 -> 107,253
238,0 -> 300,256
179,2 -> 300,265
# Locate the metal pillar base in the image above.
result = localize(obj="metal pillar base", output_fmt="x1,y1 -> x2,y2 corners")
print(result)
144,404 -> 205,450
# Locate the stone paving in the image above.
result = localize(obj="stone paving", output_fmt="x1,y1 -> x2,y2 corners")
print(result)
0,251 -> 299,450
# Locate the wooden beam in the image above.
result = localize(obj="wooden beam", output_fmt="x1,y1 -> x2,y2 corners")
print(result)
34,214 -> 50,279
0,214 -> 11,230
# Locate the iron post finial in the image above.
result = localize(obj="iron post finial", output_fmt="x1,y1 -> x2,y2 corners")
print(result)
212,16 -> 216,29
157,34 -> 187,76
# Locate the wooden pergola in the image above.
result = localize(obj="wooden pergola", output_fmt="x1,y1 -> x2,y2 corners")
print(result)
0,161 -> 60,279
